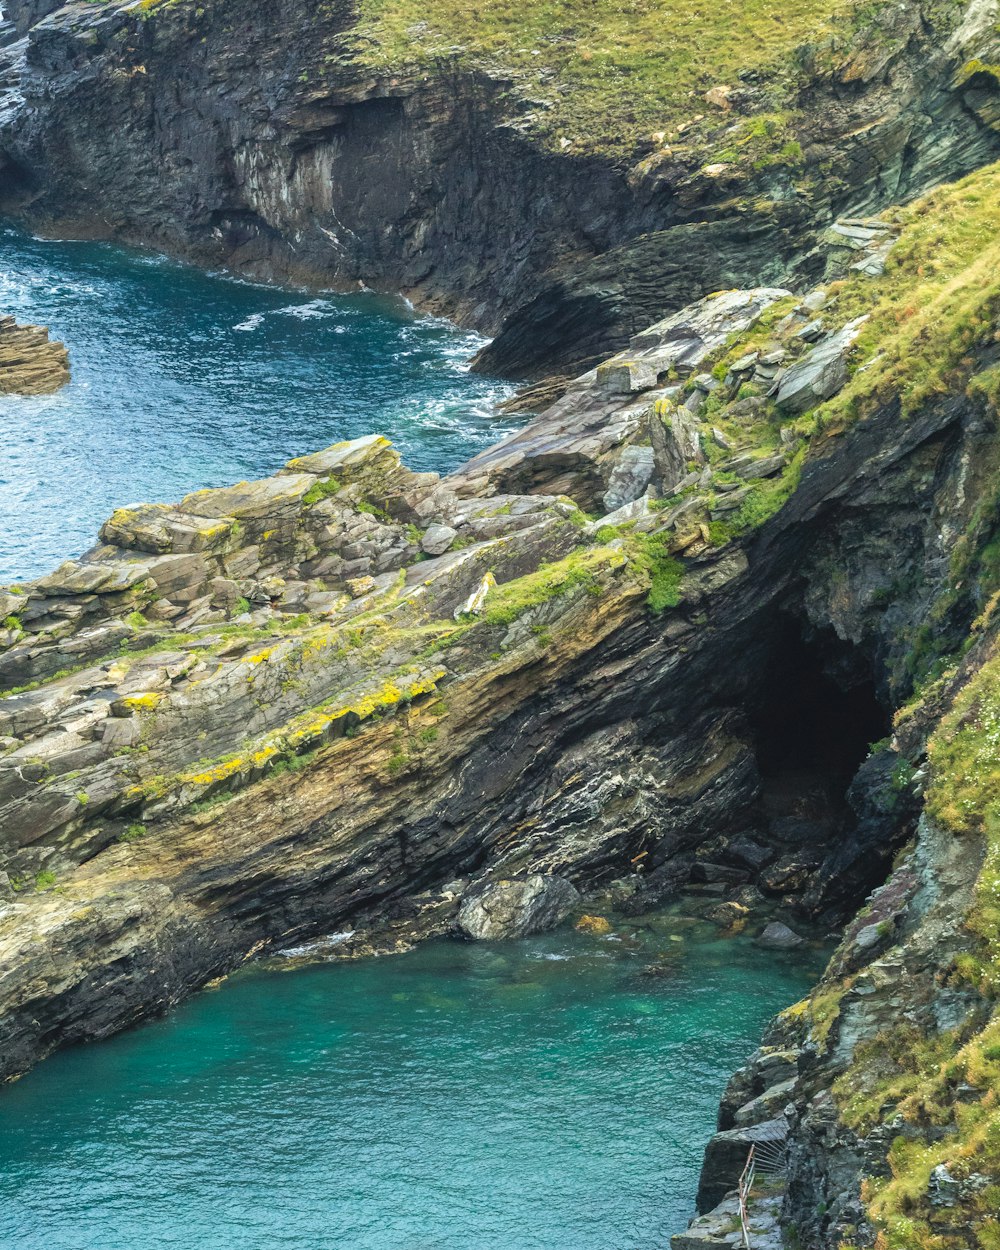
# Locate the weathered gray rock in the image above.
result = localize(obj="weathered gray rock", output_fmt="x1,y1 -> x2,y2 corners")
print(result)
734,1077 -> 798,1126
421,524 -> 457,556
596,357 -> 660,395
650,402 -> 705,495
775,317 -> 869,413
603,446 -> 655,510
456,874 -> 580,940
457,288 -> 789,507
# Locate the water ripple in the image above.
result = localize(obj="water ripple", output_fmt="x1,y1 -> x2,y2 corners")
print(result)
0,227 -> 520,582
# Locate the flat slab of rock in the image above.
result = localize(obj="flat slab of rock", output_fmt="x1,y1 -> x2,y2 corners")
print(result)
457,874 -> 580,940
774,316 -> 868,413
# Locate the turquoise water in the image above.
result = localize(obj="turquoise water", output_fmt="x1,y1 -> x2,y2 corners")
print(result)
0,921 -> 823,1250
0,227 -> 518,583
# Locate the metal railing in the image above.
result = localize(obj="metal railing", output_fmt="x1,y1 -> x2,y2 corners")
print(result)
737,1136 -> 787,1249
737,1145 -> 757,1249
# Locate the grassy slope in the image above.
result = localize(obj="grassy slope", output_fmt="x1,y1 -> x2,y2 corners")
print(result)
721,159 -> 1000,1248
353,0 -> 867,155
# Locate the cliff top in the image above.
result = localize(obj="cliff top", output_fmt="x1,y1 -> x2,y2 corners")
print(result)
353,0 -> 886,155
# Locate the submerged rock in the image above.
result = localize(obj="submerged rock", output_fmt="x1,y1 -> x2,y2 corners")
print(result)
456,875 -> 580,941
755,922 -> 805,950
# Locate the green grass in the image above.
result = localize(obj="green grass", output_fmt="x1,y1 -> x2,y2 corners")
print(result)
354,0 -> 872,155
811,161 -> 1000,428
474,547 -> 614,627
356,499 -> 393,523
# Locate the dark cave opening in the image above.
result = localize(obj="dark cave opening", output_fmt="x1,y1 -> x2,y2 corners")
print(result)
748,616 -> 893,919
752,618 -> 888,790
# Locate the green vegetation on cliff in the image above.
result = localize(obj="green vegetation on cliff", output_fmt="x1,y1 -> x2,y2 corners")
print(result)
354,0 -> 868,154
817,162 -> 1000,427
817,634 -> 1000,1250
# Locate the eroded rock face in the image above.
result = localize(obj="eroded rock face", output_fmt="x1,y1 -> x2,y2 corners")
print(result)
2,251 -> 999,1250
0,313 -> 69,394
456,874 -> 580,940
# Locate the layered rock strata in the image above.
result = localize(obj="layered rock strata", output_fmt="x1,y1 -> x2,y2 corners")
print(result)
4,161 -> 1000,1249
0,312 -> 69,394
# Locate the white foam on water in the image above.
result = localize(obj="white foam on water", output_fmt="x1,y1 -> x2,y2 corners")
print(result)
233,313 -> 265,332
274,299 -> 335,320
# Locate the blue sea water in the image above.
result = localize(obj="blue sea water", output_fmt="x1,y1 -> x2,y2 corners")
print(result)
0,920 -> 823,1250
0,227 -> 518,583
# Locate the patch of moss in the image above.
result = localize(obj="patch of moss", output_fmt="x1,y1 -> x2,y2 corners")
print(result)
302,477 -> 342,507
477,548 -> 612,627
626,533 -> 684,612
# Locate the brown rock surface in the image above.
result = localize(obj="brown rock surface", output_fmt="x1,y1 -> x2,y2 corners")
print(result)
0,313 -> 69,395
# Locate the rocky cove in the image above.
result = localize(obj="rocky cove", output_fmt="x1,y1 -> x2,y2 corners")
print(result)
2,0 -> 1000,1247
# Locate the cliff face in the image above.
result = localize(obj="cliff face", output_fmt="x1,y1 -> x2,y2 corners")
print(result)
2,0 -> 1000,377
4,154 -> 1000,1249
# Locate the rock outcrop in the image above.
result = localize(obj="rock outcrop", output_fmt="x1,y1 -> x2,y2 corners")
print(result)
3,16 -> 1000,1244
0,313 -> 69,394
456,874 -> 580,941
1,0 -> 1000,377
3,164 -> 999,1137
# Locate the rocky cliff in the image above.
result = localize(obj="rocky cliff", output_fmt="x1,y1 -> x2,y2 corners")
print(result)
3,152 -> 1000,1246
2,0 -> 1000,379
3,1 -> 1000,1246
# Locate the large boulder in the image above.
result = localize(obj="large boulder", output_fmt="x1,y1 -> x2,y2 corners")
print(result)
774,316 -> 868,413
456,874 -> 580,940
755,921 -> 805,949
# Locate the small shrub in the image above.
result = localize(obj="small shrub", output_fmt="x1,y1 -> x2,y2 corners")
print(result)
629,534 -> 684,613
356,499 -> 392,523
386,748 -> 409,775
